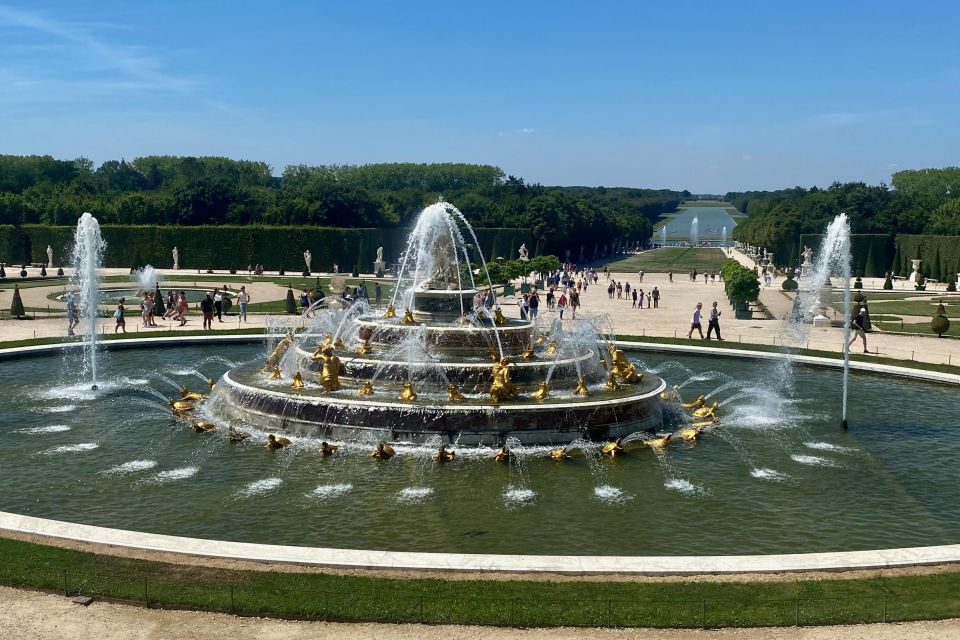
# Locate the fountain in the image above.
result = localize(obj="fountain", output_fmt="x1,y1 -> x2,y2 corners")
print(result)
211,201 -> 665,444
721,226 -> 727,251
660,226 -> 667,247
68,212 -> 106,390
690,216 -> 699,246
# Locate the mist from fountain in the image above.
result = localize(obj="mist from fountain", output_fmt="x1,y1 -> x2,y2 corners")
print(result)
133,265 -> 157,292
660,226 -> 667,247
69,212 -> 106,389
690,216 -> 699,246
721,226 -> 727,249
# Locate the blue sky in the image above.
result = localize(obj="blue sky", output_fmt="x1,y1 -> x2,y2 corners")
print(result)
1,1 -> 958,193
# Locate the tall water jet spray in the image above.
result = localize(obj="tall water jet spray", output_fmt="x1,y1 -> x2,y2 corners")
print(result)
690,217 -> 699,246
660,226 -> 667,247
69,212 -> 106,390
721,226 -> 727,251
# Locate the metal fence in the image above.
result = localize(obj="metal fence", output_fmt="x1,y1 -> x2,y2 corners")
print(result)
2,562 -> 957,629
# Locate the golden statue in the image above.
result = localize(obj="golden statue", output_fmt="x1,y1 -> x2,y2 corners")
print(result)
382,304 -> 397,319
489,357 -> 516,403
398,381 -> 418,401
447,384 -> 466,402
532,382 -> 550,400
267,366 -> 282,380
402,308 -> 416,324
207,377 -> 216,389
263,332 -> 293,370
692,418 -> 719,428
575,377 -> 590,397
681,395 -> 705,409
549,447 -> 572,461
169,399 -> 195,414
535,332 -> 548,346
433,444 -> 456,462
191,421 -> 216,433
487,347 -> 499,362
357,380 -> 374,396
608,345 -> 641,384
356,338 -> 372,355
334,336 -> 346,350
456,314 -> 472,325
678,428 -> 701,442
320,441 -> 339,455
493,307 -> 507,325
521,346 -> 535,360
228,426 -> 249,443
545,340 -> 558,355
494,445 -> 514,462
605,371 -> 622,391
291,371 -> 305,389
180,386 -> 207,402
321,332 -> 334,350
371,441 -> 395,459
660,385 -> 681,401
266,434 -> 292,449
645,434 -> 671,448
319,347 -> 341,392
601,438 -> 623,457
693,402 -> 719,419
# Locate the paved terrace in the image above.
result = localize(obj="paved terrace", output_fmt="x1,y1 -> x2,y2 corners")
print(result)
1,262 -> 959,366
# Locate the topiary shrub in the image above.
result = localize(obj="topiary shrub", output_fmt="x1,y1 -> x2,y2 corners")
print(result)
278,265 -> 285,276
0,265 -> 6,278
853,277 -> 863,289
781,272 -> 798,291
948,281 -> 957,292
285,285 -> 297,314
10,283 -> 25,318
915,275 -> 926,291
20,266 -> 27,278
229,267 -> 237,275
932,302 -> 950,337
40,266 -> 47,277
352,264 -> 360,277
883,274 -> 893,290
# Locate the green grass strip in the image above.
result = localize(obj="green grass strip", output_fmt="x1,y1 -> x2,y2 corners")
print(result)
1,536 -> 960,627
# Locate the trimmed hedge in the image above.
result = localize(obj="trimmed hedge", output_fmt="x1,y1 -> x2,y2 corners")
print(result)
0,225 -> 532,272
895,234 -> 960,281
798,233 -> 893,277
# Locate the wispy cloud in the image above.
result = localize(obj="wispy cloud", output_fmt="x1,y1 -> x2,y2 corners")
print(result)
497,127 -> 536,137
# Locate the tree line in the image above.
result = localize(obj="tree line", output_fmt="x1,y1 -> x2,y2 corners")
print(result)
0,155 -> 685,256
728,167 -> 960,264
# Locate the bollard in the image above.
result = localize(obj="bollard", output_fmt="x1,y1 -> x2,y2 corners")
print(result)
63,568 -> 68,596
795,598 -> 800,626
143,577 -> 148,607
701,600 -> 706,628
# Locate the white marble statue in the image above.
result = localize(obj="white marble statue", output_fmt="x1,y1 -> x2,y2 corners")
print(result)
172,246 -> 179,270
303,249 -> 312,272
518,243 -> 529,261
802,245 -> 813,265
46,245 -> 53,268
376,246 -> 384,262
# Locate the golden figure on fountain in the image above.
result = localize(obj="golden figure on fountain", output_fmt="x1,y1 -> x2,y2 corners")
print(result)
402,308 -> 416,325
319,441 -> 339,455
521,346 -> 535,360
447,384 -> 466,402
678,427 -> 701,442
681,395 -> 705,409
319,346 -> 341,392
605,371 -> 622,391
192,420 -> 216,433
334,336 -> 346,350
267,366 -> 282,380
291,371 -> 305,389
489,357 -> 517,403
180,386 -> 207,402
601,438 -> 624,457
645,434 -> 671,448
356,338 -> 372,355
398,381 -> 418,401
487,347 -> 498,362
532,381 -> 550,400
371,441 -> 395,459
382,304 -> 397,319
433,444 -> 456,462
549,447 -> 572,461
660,385 -> 681,401
494,445 -> 514,462
575,377 -> 590,397
545,340 -> 558,355
608,345 -> 641,383
535,332 -> 548,346
493,307 -> 507,326
266,434 -> 291,449
357,380 -> 374,396
263,332 -> 293,370
693,402 -> 719,419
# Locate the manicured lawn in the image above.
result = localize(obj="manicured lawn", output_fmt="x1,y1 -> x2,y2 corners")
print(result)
605,248 -> 729,274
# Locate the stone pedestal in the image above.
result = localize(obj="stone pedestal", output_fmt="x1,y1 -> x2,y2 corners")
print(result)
373,260 -> 385,277
908,259 -> 922,283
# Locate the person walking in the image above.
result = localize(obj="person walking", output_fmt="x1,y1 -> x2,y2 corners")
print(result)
706,301 -> 722,340
569,288 -> 580,319
114,298 -> 126,334
631,288 -> 638,308
200,293 -> 214,330
652,287 -> 660,308
687,302 -> 704,340
667,270 -> 673,283
637,288 -> 644,309
176,291 -> 189,327
237,285 -> 250,322
213,287 -> 224,322
848,307 -> 869,353
66,290 -> 78,336
557,291 -> 568,319
528,289 -> 540,320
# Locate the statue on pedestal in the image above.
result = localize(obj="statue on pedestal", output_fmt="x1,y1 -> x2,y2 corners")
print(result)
172,247 -> 179,270
303,249 -> 312,274
46,245 -> 54,269
518,243 -> 529,261
376,246 -> 384,263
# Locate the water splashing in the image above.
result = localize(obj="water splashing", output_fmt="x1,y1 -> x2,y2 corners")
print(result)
69,212 -> 106,389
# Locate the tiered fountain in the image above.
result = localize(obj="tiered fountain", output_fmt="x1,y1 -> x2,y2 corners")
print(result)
212,200 -> 665,445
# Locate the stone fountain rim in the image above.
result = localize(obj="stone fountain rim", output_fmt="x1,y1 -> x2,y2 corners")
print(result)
1,335 -> 959,574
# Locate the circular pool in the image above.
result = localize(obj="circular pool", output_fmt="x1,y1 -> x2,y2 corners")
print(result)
1,342 -> 958,557
55,287 -> 229,305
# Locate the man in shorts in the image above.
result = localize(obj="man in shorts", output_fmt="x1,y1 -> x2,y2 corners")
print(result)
687,301 -> 704,340
200,293 -> 214,330
848,307 -> 868,353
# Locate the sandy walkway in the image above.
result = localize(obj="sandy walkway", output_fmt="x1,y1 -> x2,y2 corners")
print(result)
0,586 -> 956,640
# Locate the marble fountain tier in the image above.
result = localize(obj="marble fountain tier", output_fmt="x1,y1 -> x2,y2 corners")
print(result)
212,201 -> 665,445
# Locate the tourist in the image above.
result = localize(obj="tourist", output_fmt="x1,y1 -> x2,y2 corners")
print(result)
237,285 -> 250,322
114,298 -> 126,334
569,288 -> 580,319
637,288 -> 644,309
625,282 -> 631,297
557,291 -> 568,319
706,301 -> 722,340
616,282 -> 622,299
848,307 -> 869,353
164,291 -> 176,318
607,282 -> 615,299
200,293 -> 214,330
631,288 -> 638,308
141,291 -> 150,326
546,287 -> 555,310
638,270 -> 644,283
300,289 -> 310,310
519,292 -> 528,320
652,287 -> 660,308
66,290 -> 78,336
667,270 -> 673,283
375,282 -> 382,308
687,302 -> 704,340
177,291 -> 189,326
646,291 -> 652,308
213,287 -> 224,322
528,289 -> 540,320
147,291 -> 157,327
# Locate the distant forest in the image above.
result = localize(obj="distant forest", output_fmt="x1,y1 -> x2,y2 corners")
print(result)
728,167 -> 960,261
0,155 -> 686,255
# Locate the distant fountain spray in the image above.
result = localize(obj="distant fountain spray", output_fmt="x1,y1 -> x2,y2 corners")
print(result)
690,217 -> 699,246
660,226 -> 667,247
69,212 -> 106,390
721,226 -> 727,250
